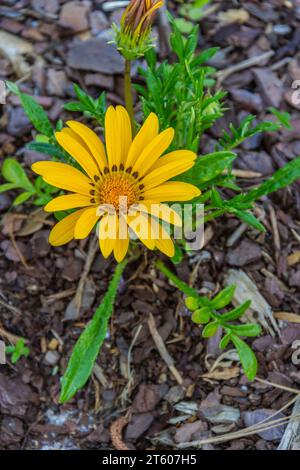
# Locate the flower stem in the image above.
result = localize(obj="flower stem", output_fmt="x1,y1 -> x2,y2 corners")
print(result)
124,59 -> 136,135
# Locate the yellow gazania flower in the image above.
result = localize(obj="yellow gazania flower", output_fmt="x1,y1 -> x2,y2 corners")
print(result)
32,106 -> 200,262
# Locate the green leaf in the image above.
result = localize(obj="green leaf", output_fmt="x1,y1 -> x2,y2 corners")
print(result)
26,142 -> 65,159
2,158 -> 34,192
229,323 -> 262,337
180,151 -> 236,186
0,183 -> 18,193
171,244 -> 183,264
202,321 -> 219,338
190,47 -> 219,68
13,191 -> 33,206
269,107 -> 293,130
231,209 -> 266,232
155,260 -> 199,298
220,300 -> 251,322
192,307 -> 211,324
231,335 -> 258,380
211,285 -> 236,309
6,81 -> 53,137
185,296 -> 199,311
219,334 -> 231,350
174,18 -> 194,35
60,261 -> 127,403
241,157 -> 300,204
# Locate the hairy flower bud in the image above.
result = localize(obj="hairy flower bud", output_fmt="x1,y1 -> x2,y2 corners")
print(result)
114,0 -> 163,60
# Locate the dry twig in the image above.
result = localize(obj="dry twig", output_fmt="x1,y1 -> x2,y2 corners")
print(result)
147,313 -> 183,385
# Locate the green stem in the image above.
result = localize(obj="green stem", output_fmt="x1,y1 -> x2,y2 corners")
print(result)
124,59 -> 136,135
155,259 -> 198,298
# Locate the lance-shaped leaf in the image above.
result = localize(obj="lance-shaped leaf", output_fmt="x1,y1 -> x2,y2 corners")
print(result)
60,260 -> 127,403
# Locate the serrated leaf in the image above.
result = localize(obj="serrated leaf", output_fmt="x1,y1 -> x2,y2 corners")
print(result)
6,82 -> 53,137
241,156 -> 300,204
179,151 -> 236,186
60,261 -> 127,403
231,209 -> 266,232
269,107 -> 292,130
26,142 -> 66,159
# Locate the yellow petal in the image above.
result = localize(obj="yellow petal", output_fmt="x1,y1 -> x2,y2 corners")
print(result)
125,112 -> 159,169
45,194 -> 93,212
74,206 -> 100,239
49,209 -> 86,246
130,202 -> 182,227
105,106 -> 122,170
145,150 -> 196,174
99,213 -> 117,258
127,213 -> 155,250
116,106 -> 132,167
66,121 -> 108,173
155,238 -> 175,257
131,127 -> 174,177
114,236 -> 129,263
143,181 -> 201,202
141,151 -> 196,191
60,127 -> 91,154
32,161 -> 91,185
42,170 -> 93,196
55,131 -> 100,180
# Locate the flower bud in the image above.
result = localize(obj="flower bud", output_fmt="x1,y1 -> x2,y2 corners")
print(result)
114,0 -> 163,60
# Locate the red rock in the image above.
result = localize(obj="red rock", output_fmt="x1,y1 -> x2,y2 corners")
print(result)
59,1 -> 91,32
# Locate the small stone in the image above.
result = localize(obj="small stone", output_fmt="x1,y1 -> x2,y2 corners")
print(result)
47,69 -> 67,97
0,416 -> 24,445
174,420 -> 208,443
67,38 -> 124,74
273,24 -> 292,36
89,10 -> 109,35
84,72 -> 114,90
125,413 -> 154,440
200,403 -> 240,424
243,409 -> 285,441
164,385 -> 185,405
229,88 -> 263,113
0,193 -> 12,212
62,258 -> 83,282
199,392 -> 240,425
227,240 -> 261,267
31,0 -> 60,14
7,107 -> 31,136
132,383 -> 166,413
59,1 -> 91,32
44,350 -> 60,366
253,68 -> 283,108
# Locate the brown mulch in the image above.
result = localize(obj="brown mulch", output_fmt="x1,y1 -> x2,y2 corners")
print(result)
0,0 -> 300,450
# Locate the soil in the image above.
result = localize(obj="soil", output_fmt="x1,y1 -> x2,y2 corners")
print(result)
0,0 -> 300,451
